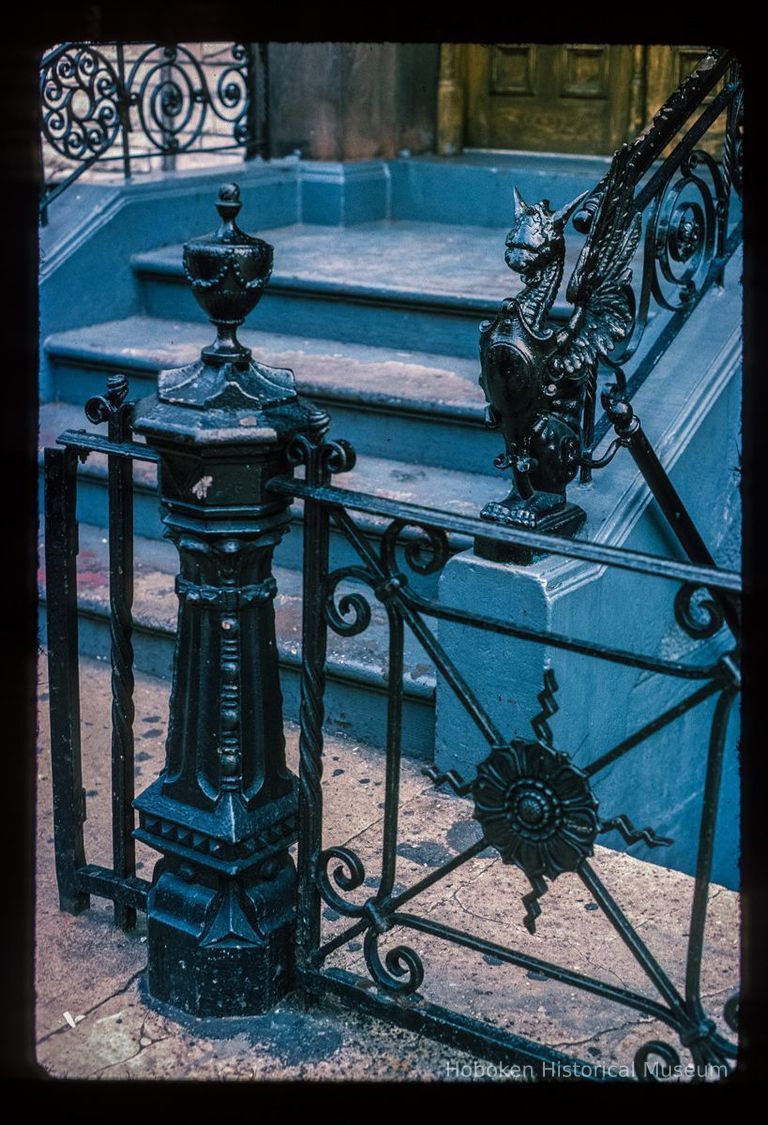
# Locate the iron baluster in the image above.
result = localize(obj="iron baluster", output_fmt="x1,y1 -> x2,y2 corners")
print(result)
259,42 -> 271,161
578,367 -> 598,486
289,434 -> 349,984
683,688 -> 740,1024
378,609 -> 405,900
85,374 -> 137,931
602,393 -> 740,638
44,447 -> 89,915
244,43 -> 258,161
115,43 -> 131,181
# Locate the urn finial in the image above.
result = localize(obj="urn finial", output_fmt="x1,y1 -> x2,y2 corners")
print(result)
215,181 -> 243,230
182,182 -> 274,368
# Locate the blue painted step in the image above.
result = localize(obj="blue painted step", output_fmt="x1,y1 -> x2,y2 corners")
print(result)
131,221 -> 578,358
39,401 -> 501,585
44,316 -> 503,473
37,523 -> 436,758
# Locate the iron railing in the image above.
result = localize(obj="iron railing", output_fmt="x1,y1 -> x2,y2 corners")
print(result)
574,50 -> 742,477
39,41 -> 270,223
41,47 -> 743,1079
42,396 -> 742,1076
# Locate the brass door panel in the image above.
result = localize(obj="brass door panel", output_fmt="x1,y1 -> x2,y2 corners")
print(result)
465,44 -> 635,154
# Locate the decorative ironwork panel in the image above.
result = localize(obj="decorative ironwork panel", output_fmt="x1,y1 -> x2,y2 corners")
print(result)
39,41 -> 269,220
275,419 -> 740,1079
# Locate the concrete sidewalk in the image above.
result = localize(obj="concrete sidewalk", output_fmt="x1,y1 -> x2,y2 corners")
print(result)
35,658 -> 739,1081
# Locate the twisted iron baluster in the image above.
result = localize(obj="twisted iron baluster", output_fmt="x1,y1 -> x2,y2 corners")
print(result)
294,436 -> 332,983
85,374 -> 136,930
45,446 -> 89,914
293,436 -> 356,984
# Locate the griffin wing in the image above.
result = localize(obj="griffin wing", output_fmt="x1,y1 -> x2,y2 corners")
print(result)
550,143 -> 642,379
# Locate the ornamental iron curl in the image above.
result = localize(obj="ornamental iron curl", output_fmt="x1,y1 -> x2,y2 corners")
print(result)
380,519 -> 450,579
321,567 -> 374,637
363,929 -> 425,995
634,1039 -> 682,1081
315,846 -> 368,916
674,582 -> 725,640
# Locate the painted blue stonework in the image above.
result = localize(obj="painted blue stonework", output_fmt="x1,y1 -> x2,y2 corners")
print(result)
39,162 -> 300,401
299,161 -> 390,225
389,153 -> 611,227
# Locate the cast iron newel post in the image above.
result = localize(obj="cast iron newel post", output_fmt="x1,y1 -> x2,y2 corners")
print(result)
132,183 -> 328,1017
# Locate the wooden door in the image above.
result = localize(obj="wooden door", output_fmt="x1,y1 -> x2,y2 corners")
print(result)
464,44 -> 635,154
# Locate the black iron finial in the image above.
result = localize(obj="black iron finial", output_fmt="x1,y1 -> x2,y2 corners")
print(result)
182,181 -> 274,368
215,182 -> 243,234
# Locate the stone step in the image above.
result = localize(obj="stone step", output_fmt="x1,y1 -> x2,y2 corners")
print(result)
38,523 -> 437,758
44,315 -> 501,473
131,220 -> 577,357
39,401 -> 501,583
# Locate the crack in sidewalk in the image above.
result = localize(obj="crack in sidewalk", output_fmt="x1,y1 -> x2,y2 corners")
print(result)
36,968 -> 145,1046
550,1016 -> 652,1050
90,1027 -> 170,1079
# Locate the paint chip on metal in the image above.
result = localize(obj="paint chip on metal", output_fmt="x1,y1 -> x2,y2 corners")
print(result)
191,476 -> 213,499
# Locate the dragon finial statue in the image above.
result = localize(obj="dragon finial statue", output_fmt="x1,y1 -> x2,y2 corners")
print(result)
478,144 -> 641,542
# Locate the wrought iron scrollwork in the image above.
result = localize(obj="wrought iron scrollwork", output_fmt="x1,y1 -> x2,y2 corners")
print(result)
315,846 -> 368,916
273,424 -> 741,1077
126,43 -> 251,155
634,1039 -> 682,1081
129,45 -> 203,154
287,433 -> 356,477
380,519 -> 449,579
674,582 -> 725,640
364,928 -> 425,995
84,371 -> 134,434
40,42 -> 269,218
321,567 -> 374,637
41,45 -> 122,164
646,150 -> 724,315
